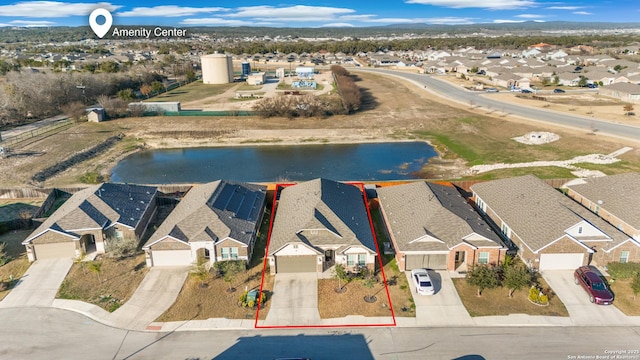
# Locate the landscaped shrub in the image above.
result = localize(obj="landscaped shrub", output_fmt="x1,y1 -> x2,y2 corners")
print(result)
0,242 -> 10,266
104,236 -> 139,259
607,262 -> 640,280
528,285 -> 549,305
238,290 -> 266,308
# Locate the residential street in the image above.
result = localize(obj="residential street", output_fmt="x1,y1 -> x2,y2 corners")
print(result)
356,68 -> 640,143
2,307 -> 640,359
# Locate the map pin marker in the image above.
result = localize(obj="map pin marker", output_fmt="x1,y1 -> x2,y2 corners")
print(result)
89,8 -> 112,39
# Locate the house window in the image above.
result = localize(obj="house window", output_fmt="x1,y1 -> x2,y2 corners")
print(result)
347,254 -> 355,266
358,254 -> 367,266
578,226 -> 583,234
115,230 -> 123,239
620,251 -> 630,263
478,252 -> 490,264
221,247 -> 238,260
501,223 -> 511,239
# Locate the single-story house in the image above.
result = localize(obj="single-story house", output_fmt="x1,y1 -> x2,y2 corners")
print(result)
470,175 -> 637,270
142,180 -> 267,267
377,181 -> 507,272
23,183 -> 158,262
564,172 -> 640,242
267,178 -> 377,275
599,82 -> 640,104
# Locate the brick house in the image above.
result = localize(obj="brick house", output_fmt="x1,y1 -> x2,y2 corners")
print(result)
377,181 -> 507,272
267,178 -> 377,275
23,183 -> 158,262
470,175 -> 636,270
142,180 -> 267,267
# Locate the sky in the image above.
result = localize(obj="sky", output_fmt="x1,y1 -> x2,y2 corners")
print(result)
0,0 -> 638,28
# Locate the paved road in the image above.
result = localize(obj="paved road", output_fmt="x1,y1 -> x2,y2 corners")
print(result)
356,68 -> 640,143
2,307 -> 640,359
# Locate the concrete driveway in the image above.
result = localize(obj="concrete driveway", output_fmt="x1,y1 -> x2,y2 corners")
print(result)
542,270 -> 632,326
404,270 -> 473,326
107,266 -> 189,330
0,258 -> 72,308
264,273 -> 321,326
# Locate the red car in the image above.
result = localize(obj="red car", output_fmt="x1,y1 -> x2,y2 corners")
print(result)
574,266 -> 614,305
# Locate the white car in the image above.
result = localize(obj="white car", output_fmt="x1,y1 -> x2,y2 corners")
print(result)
411,268 -> 435,295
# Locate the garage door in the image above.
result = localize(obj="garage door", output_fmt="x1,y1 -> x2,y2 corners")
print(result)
539,253 -> 584,270
151,250 -> 192,266
276,255 -> 317,273
34,242 -> 76,260
405,254 -> 447,270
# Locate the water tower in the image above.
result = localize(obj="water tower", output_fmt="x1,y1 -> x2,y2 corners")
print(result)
201,53 -> 233,84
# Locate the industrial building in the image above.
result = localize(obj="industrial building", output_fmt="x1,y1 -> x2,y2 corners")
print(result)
246,72 -> 266,86
201,53 -> 234,84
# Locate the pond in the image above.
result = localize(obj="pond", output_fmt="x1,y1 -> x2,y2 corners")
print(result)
110,142 -> 437,183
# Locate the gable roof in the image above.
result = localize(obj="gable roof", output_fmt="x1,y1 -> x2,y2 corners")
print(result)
143,180 -> 266,248
268,178 -> 376,256
470,175 -> 632,253
24,183 -> 157,244
377,181 -> 504,252
566,172 -> 640,231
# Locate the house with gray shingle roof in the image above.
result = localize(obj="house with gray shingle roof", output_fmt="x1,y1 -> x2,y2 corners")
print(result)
267,178 -> 377,275
142,180 -> 266,267
377,181 -> 506,272
599,82 -> 640,104
565,173 -> 640,248
23,183 -> 158,262
470,175 -> 636,270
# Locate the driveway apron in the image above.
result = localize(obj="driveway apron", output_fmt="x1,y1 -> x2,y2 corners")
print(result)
405,270 -> 474,326
0,258 -> 72,308
108,266 -> 189,330
542,270 -> 631,326
265,273 -> 321,326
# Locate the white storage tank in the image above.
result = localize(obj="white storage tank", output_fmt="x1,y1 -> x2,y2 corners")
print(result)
201,53 -> 233,84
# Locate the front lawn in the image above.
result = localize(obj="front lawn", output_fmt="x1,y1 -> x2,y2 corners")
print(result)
452,277 -> 569,317
610,278 -> 640,316
57,254 -> 148,312
318,277 -> 393,318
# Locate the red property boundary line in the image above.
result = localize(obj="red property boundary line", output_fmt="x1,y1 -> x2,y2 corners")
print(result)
254,181 -> 396,329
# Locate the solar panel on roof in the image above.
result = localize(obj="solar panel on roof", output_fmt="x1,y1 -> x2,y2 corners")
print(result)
212,184 -> 235,210
237,192 -> 257,220
226,188 -> 245,214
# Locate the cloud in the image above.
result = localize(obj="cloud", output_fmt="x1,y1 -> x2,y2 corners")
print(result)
405,0 -> 536,10
320,23 -> 355,27
573,11 -> 592,15
226,5 -> 355,21
117,6 -> 226,18
515,14 -> 546,18
424,17 -> 475,24
546,6 -> 583,10
0,1 -> 120,17
179,18 -> 264,26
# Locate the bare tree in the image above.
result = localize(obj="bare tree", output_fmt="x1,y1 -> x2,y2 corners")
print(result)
624,103 -> 634,115
61,101 -> 87,123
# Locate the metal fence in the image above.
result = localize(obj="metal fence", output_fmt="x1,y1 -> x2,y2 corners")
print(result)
0,119 -> 73,149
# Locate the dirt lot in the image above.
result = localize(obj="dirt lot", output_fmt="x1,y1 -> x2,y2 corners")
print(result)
56,253 -> 148,312
1,71 -> 639,188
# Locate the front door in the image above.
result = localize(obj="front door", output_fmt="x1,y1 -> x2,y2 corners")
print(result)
454,251 -> 466,271
324,250 -> 335,271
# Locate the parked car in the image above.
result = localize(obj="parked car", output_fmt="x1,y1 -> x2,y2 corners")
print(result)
485,88 -> 499,93
553,88 -> 565,93
587,83 -> 598,88
411,268 -> 435,295
574,266 -> 614,305
521,89 -> 533,94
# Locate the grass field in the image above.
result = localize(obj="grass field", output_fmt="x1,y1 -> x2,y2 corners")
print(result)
0,230 -> 30,301
0,201 -> 42,222
610,278 -> 640,316
148,81 -> 236,103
